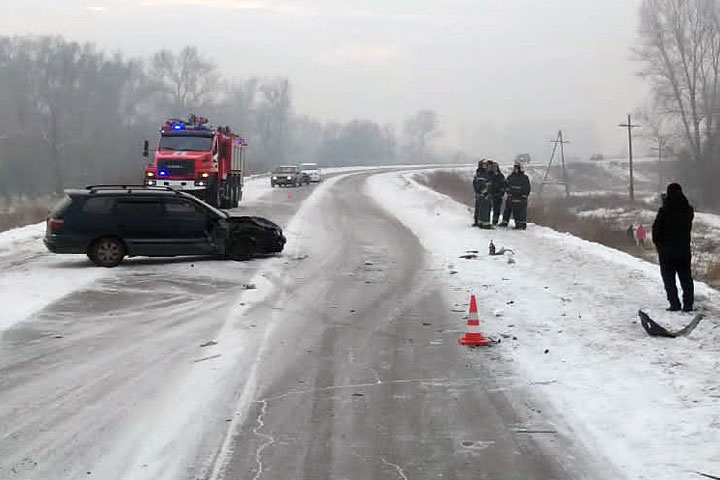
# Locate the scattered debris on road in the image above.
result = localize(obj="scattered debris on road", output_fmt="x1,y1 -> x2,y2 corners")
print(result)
695,471 -> 720,480
513,428 -> 557,435
192,354 -> 222,363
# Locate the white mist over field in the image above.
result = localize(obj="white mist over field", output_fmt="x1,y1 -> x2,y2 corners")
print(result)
1,0 -> 647,160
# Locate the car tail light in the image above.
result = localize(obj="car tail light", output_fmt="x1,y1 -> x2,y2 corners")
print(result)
47,217 -> 64,231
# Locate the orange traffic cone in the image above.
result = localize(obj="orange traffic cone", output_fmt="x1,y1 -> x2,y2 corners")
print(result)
458,294 -> 490,346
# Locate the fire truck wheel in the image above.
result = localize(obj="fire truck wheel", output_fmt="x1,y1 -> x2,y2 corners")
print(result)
229,182 -> 236,207
88,237 -> 126,267
221,182 -> 233,209
207,183 -> 220,207
233,184 -> 241,207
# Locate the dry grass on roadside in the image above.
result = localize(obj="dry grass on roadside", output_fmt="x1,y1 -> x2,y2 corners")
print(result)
419,170 -> 475,207
0,198 -> 56,233
705,261 -> 720,289
528,198 -> 633,252
416,169 -> 646,257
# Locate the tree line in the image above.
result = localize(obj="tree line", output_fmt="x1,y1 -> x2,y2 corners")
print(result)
0,35 -> 442,198
637,0 -> 720,207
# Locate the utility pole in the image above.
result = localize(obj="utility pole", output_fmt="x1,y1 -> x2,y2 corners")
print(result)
539,130 -> 570,198
619,114 -> 641,201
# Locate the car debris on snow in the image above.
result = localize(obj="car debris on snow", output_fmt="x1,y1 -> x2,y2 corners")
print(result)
192,354 -> 222,363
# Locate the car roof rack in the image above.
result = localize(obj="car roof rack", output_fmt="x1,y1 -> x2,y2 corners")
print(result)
84,185 -> 181,194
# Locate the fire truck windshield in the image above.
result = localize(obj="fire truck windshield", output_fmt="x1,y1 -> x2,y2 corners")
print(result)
159,134 -> 213,152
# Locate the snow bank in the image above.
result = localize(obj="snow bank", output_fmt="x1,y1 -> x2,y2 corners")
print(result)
0,223 -> 108,332
366,171 -> 720,480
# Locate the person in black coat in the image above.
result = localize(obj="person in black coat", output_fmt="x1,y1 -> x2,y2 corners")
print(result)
500,162 -> 531,229
652,183 -> 694,311
488,161 -> 506,225
473,160 -> 492,228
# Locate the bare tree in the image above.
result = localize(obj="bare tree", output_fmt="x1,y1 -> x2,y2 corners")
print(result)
254,77 -> 291,167
636,0 -> 720,202
150,46 -> 219,114
403,109 -> 440,162
0,35 -> 159,195
219,77 -> 258,134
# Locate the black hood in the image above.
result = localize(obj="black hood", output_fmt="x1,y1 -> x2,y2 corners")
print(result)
665,183 -> 690,210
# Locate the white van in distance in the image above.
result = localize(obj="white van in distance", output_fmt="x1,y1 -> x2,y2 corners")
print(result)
300,163 -> 322,183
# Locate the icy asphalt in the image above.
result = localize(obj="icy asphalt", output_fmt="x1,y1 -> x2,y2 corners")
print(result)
0,169 -> 602,480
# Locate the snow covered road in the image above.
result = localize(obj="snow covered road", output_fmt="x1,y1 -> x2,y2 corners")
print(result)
1,166 -> 716,479
367,170 -> 720,480
0,175 -> 320,479
212,170 -> 593,480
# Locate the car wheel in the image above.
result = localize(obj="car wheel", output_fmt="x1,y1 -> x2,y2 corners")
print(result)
89,237 -> 125,267
226,236 -> 258,261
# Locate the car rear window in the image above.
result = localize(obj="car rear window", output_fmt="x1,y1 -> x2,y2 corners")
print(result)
82,197 -> 115,215
114,200 -> 164,217
50,196 -> 73,217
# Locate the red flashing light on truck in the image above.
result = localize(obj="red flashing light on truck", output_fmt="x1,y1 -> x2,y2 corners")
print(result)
143,115 -> 246,208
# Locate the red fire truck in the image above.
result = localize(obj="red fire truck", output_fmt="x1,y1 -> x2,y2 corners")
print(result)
143,115 -> 246,208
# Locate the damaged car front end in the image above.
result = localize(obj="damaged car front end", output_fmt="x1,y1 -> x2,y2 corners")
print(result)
223,215 -> 286,260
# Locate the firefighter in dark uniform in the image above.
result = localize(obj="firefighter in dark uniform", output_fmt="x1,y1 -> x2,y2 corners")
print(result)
652,183 -> 694,311
500,162 -> 531,229
488,161 -> 506,225
473,160 -> 492,229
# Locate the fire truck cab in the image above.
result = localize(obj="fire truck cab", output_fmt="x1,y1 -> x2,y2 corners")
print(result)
144,116 -> 246,209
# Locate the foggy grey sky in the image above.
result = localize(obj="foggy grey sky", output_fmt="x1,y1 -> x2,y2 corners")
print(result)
1,0 -> 649,160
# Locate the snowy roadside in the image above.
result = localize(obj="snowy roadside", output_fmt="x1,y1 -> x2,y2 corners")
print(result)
0,168 -> 379,332
366,170 -> 720,480
0,222 -> 111,332
0,175 -> 281,333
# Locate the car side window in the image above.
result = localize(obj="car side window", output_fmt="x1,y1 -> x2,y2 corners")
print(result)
114,200 -> 164,217
82,197 -> 115,215
164,200 -> 207,220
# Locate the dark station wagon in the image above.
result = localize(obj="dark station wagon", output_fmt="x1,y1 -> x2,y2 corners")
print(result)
44,185 -> 285,267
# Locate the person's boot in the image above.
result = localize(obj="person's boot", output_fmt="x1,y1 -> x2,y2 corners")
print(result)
682,304 -> 694,312
666,304 -> 681,312
499,221 -> 508,227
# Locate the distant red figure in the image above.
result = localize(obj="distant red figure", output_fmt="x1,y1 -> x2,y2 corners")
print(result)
636,224 -> 647,247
